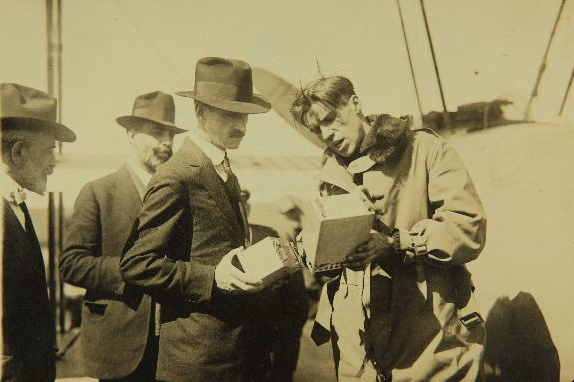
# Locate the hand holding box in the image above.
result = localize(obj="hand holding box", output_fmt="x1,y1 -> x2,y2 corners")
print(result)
301,193 -> 375,272
235,237 -> 302,286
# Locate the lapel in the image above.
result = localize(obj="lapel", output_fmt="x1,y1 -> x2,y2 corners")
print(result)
228,173 -> 251,247
3,199 -> 45,272
3,198 -> 27,239
178,138 -> 244,240
112,165 -> 144,235
317,157 -> 357,193
122,163 -> 147,201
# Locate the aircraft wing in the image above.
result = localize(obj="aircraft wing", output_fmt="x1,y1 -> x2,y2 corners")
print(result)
253,67 -> 328,150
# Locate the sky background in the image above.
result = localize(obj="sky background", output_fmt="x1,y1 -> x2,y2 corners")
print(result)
1,0 -> 573,158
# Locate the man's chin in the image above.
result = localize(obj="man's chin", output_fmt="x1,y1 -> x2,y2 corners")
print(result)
28,182 -> 47,196
226,140 -> 242,150
147,157 -> 170,172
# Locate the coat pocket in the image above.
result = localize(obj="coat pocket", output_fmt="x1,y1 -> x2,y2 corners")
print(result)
453,291 -> 485,345
84,301 -> 108,315
452,267 -> 485,344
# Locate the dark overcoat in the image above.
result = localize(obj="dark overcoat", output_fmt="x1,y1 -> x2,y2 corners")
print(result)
60,165 -> 153,379
2,200 -> 56,382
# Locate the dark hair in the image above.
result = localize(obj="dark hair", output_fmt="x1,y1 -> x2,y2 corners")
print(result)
290,76 -> 356,133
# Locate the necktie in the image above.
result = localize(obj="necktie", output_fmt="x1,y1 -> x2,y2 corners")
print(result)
19,201 -> 39,241
222,152 -> 232,178
219,154 -> 251,247
18,201 -> 46,274
215,152 -> 233,182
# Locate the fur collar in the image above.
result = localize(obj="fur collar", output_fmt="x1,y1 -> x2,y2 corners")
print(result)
361,114 -> 413,164
326,114 -> 413,167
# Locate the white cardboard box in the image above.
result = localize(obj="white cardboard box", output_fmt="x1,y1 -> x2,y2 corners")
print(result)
301,193 -> 374,272
236,237 -> 301,285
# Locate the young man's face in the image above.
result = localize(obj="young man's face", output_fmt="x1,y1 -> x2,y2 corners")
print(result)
308,98 -> 365,158
129,122 -> 175,173
201,106 -> 249,150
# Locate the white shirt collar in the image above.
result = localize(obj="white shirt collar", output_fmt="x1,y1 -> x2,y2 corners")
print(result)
126,157 -> 153,186
0,167 -> 27,204
189,130 -> 226,166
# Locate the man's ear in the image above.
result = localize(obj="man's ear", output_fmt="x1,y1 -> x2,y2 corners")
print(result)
349,95 -> 362,114
10,141 -> 26,166
126,129 -> 136,139
194,102 -> 205,120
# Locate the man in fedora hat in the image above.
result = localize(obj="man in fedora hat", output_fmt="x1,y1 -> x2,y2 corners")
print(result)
1,83 -> 76,382
60,91 -> 185,382
120,57 -> 274,382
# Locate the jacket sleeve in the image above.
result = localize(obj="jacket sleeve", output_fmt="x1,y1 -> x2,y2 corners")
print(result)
405,138 -> 487,267
119,173 -> 215,304
60,183 -> 125,295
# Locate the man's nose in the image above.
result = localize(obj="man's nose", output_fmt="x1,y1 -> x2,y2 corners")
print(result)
235,120 -> 247,134
160,132 -> 174,146
48,151 -> 57,167
320,126 -> 334,142
45,152 -> 56,173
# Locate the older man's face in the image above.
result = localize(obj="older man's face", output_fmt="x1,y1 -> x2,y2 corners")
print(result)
202,106 -> 248,150
129,122 -> 175,173
17,131 -> 56,195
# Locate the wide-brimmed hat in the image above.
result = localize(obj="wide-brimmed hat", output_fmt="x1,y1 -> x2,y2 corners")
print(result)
1,83 -> 76,142
116,91 -> 187,134
176,57 -> 271,114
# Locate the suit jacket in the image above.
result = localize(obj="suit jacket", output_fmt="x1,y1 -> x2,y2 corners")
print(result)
120,138 -> 263,382
60,165 -> 153,379
2,200 -> 56,382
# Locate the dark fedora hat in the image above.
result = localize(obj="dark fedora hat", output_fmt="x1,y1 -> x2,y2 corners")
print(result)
1,83 -> 76,142
116,91 -> 187,134
176,57 -> 271,114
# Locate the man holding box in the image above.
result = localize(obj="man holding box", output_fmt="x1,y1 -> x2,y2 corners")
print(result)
120,57 -> 273,382
291,76 -> 487,381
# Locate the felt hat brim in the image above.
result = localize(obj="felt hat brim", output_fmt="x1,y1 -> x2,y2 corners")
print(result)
116,115 -> 187,134
175,91 -> 271,114
1,116 -> 76,142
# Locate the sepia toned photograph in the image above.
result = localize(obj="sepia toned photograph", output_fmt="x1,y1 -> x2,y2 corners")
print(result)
1,0 -> 573,381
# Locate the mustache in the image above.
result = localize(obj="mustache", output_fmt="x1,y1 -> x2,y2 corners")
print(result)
153,146 -> 173,157
230,130 -> 244,138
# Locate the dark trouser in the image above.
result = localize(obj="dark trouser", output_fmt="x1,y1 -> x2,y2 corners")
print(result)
1,351 -> 56,382
268,335 -> 302,382
100,334 -> 159,382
